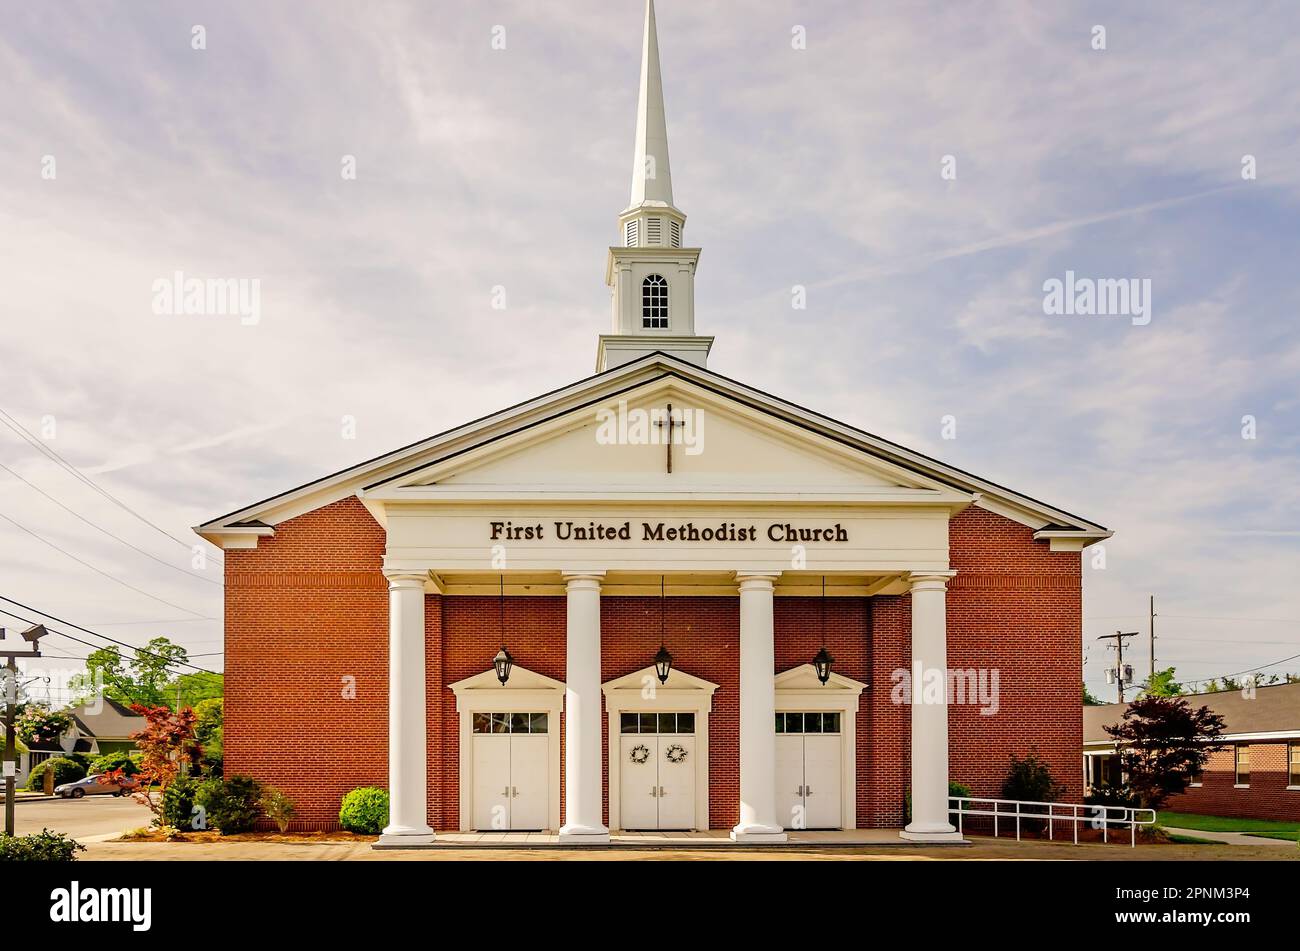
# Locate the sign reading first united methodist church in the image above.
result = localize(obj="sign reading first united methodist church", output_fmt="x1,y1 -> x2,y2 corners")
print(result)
489,519 -> 852,544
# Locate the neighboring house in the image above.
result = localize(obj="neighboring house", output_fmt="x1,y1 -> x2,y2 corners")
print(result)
68,697 -> 145,756
20,698 -> 145,784
1084,682 -> 1300,821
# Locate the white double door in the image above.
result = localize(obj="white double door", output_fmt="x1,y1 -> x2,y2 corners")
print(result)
472,728 -> 548,831
776,720 -> 842,830
620,732 -> 696,830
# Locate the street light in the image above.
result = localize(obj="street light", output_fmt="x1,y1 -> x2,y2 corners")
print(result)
3,624 -> 47,836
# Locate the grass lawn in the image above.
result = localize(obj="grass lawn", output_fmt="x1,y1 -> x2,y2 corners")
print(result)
1242,831 -> 1300,842
1164,833 -> 1227,845
1157,811 -> 1300,837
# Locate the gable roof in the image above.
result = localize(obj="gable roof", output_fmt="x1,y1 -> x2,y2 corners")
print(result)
196,352 -> 1109,543
70,697 -> 144,740
1084,681 -> 1300,745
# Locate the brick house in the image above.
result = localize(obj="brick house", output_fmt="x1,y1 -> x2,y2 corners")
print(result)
1084,683 -> 1300,821
195,0 -> 1110,843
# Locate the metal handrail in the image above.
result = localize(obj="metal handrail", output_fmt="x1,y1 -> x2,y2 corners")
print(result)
948,796 -> 1156,848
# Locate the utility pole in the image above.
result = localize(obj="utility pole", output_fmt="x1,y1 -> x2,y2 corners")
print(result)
2,624 -> 46,837
1149,594 -> 1157,683
1096,630 -> 1139,703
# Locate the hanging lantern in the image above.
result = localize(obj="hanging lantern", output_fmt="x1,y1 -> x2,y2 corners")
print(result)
654,576 -> 674,684
493,646 -> 514,686
812,576 -> 834,684
493,575 -> 512,685
812,645 -> 835,685
654,643 -> 674,685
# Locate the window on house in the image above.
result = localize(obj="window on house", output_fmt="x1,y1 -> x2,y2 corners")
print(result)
642,274 -> 668,328
670,219 -> 682,248
1234,745 -> 1250,786
1289,743 -> 1300,787
625,220 -> 640,247
646,217 -> 662,245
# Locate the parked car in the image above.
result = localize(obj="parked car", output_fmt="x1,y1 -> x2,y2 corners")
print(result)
55,773 -> 140,799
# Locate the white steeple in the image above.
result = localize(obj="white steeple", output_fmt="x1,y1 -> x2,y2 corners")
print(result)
599,0 -> 713,373
627,0 -> 674,210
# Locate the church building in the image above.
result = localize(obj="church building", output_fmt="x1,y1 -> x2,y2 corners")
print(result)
197,1 -> 1109,845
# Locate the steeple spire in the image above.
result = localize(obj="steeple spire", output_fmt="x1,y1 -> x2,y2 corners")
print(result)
598,0 -> 712,373
628,0 -> 674,210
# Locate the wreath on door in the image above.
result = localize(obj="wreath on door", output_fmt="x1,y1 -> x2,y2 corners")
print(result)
629,744 -> 650,764
665,743 -> 688,764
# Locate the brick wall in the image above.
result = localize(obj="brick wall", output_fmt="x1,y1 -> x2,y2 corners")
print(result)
948,506 -> 1084,804
224,499 -> 1084,831
1166,743 -> 1300,821
224,497 -> 388,830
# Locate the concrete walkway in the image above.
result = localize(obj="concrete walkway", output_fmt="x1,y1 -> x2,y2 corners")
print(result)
1163,825 -> 1297,847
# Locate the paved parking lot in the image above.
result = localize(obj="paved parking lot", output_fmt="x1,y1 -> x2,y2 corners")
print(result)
12,794 -> 153,840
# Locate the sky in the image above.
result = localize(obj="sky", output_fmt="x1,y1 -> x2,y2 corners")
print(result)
0,1 -> 1297,704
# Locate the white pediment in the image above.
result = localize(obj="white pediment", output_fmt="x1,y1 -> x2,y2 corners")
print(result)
774,663 -> 868,694
448,665 -> 564,694
602,665 -> 719,695
390,380 -> 953,498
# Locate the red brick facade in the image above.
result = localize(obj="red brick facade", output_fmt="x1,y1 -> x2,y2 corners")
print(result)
1166,743 -> 1300,822
224,498 -> 1083,830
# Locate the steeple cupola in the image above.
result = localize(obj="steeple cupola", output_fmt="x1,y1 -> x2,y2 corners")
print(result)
598,0 -> 713,373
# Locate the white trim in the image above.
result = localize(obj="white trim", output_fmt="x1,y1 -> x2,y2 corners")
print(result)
195,353 -> 1107,545
774,664 -> 868,830
602,666 -> 717,832
1233,784 -> 1250,789
448,666 -> 565,832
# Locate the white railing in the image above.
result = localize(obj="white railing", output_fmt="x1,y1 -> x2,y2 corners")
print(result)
949,796 -> 1157,848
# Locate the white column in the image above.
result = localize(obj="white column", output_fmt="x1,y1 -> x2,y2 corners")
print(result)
901,571 -> 963,841
378,571 -> 434,845
559,572 -> 610,843
731,572 -> 787,842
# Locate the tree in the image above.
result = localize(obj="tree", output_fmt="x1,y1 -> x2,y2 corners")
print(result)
1104,694 -> 1227,809
108,703 -> 201,825
193,698 -> 223,774
68,638 -> 191,707
167,671 -> 224,708
1082,682 -> 1105,706
1141,667 -> 1184,698
15,705 -> 74,747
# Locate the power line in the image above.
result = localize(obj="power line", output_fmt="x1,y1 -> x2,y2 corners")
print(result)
0,405 -> 222,565
0,507 -> 214,619
0,596 -> 220,675
0,460 -> 222,587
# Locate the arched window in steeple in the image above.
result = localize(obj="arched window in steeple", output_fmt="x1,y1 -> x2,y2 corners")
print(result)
642,274 -> 668,329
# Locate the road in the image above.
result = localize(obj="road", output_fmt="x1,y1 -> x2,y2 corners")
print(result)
12,794 -> 153,840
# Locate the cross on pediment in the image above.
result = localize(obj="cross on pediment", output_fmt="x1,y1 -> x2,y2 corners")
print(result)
652,402 -> 680,474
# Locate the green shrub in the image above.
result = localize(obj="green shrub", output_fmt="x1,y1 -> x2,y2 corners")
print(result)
90,750 -> 140,776
196,775 -> 263,835
1002,750 -> 1065,831
1002,750 -> 1065,803
25,757 -> 86,791
66,752 -> 95,772
261,787 -> 296,833
0,829 -> 85,862
339,787 -> 389,834
161,776 -> 204,830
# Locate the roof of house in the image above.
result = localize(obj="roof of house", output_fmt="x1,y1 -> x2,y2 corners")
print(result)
1084,681 -> 1300,746
68,697 -> 144,741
